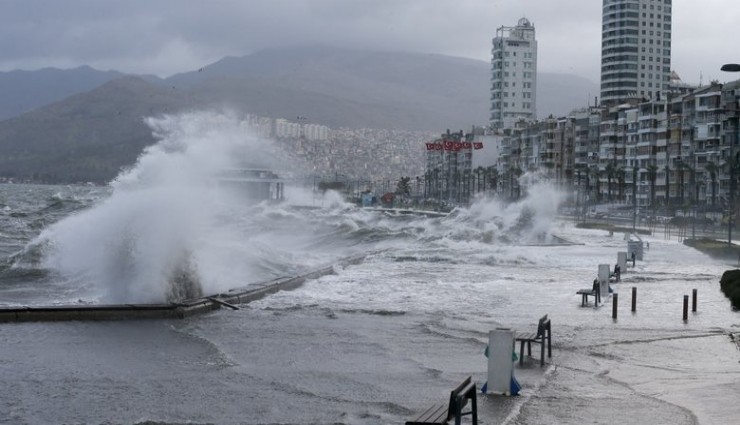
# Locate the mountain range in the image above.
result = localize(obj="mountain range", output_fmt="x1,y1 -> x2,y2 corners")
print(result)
0,46 -> 598,184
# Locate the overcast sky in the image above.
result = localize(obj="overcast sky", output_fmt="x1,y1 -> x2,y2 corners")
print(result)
0,0 -> 737,84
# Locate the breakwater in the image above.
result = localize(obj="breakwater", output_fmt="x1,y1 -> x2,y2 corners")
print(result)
0,252 -> 371,323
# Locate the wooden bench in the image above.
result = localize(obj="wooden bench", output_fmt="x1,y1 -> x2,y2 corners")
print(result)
577,280 -> 601,307
514,315 -> 552,367
406,376 -> 478,425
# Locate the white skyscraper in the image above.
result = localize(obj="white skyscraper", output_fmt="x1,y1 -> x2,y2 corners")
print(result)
490,17 -> 538,132
600,0 -> 672,106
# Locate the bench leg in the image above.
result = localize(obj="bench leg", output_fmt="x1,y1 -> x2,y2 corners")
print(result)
527,341 -> 532,357
519,340 -> 525,365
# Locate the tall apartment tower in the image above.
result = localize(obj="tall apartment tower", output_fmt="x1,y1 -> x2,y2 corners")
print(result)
600,0 -> 672,106
490,18 -> 537,132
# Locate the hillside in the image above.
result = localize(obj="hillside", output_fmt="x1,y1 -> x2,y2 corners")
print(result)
167,46 -> 598,129
0,77 -> 196,183
0,66 -> 128,121
0,46 -> 598,183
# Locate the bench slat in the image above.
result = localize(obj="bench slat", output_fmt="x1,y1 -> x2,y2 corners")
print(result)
406,403 -> 448,425
516,332 -> 537,341
406,376 -> 477,425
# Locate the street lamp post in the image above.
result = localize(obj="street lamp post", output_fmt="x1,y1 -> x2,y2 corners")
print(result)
721,63 -> 740,247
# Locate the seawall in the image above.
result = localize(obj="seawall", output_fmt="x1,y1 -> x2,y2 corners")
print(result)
0,252 -> 372,323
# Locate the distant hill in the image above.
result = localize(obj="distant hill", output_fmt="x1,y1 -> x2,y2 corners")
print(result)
165,46 -> 598,129
0,77 -> 196,183
0,66 -> 130,121
0,46 -> 598,183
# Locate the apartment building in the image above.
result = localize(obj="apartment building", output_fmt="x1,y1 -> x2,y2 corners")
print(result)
490,17 -> 538,132
600,0 -> 672,106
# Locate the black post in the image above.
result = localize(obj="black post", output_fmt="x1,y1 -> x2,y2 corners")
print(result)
612,293 -> 618,320
692,288 -> 697,312
683,295 -> 689,321
631,287 -> 637,312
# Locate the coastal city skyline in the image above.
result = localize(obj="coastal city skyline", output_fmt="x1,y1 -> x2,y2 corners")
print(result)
0,0 -> 736,86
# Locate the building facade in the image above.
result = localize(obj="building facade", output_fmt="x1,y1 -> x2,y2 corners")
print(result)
600,0 -> 672,106
490,17 -> 538,132
492,79 -> 740,213
424,130 -> 479,205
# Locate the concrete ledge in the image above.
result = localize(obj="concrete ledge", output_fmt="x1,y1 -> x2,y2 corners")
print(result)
0,252 -> 376,323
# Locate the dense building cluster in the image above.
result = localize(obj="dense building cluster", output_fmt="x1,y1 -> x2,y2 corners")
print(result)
242,114 -> 431,188
496,81 -> 740,212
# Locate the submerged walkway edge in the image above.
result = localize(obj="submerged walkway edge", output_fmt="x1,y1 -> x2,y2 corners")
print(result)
0,252 -> 375,323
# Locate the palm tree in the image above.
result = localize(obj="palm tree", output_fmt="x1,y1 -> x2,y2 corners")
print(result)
664,164 -> 671,207
395,176 -> 411,198
705,161 -> 719,207
591,166 -> 602,202
463,169 -> 472,204
677,160 -> 686,206
605,162 -> 616,202
453,169 -> 461,203
514,166 -> 523,198
617,167 -> 626,202
488,167 -> 498,194
424,171 -> 431,200
474,166 -> 484,193
509,165 -> 523,199
631,166 -> 638,208
647,164 -> 658,209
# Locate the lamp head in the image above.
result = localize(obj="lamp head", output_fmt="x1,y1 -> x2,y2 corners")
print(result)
721,64 -> 740,72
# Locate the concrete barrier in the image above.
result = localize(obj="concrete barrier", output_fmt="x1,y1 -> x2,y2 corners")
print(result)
0,252 -> 376,323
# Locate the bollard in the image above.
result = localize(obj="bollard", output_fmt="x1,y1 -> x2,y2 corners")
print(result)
683,295 -> 689,321
631,287 -> 637,312
612,293 -> 618,320
692,289 -> 697,312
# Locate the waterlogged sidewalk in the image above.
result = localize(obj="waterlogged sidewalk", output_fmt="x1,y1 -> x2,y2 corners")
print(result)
506,324 -> 740,425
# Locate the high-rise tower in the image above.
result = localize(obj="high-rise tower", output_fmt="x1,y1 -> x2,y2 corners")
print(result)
490,18 -> 537,132
600,0 -> 672,106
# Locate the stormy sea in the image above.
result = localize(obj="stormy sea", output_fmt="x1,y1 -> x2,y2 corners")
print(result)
1,112 -> 739,425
